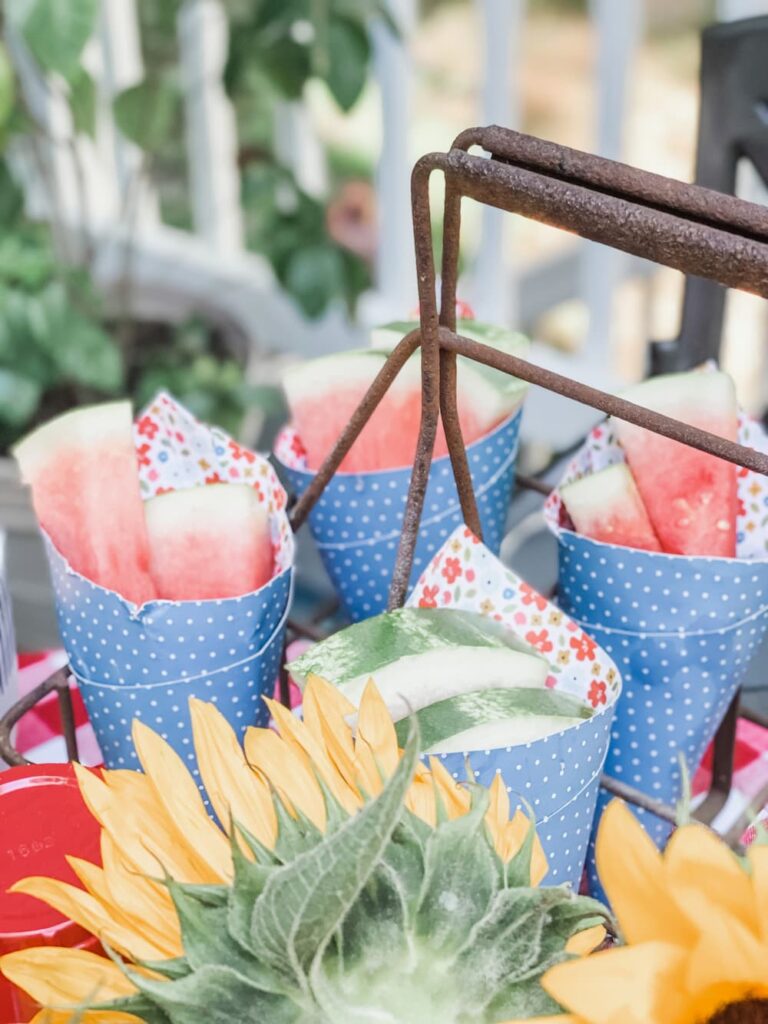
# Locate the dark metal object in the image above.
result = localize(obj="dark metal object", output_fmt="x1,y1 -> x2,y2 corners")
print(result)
0,667 -> 78,766
600,774 -> 679,826
653,16 -> 768,373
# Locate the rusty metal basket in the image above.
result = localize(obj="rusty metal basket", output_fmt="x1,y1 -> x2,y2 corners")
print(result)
3,125 -> 768,847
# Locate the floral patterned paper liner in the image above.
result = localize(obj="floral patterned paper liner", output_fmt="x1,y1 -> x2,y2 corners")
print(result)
407,524 -> 621,710
136,393 -> 294,573
543,411 -> 768,561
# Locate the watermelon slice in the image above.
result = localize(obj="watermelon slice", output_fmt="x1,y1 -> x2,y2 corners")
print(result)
561,463 -> 662,552
13,402 -> 156,605
393,688 -> 592,753
287,607 -> 549,723
145,484 -> 273,601
611,370 -> 738,557
282,322 -> 528,472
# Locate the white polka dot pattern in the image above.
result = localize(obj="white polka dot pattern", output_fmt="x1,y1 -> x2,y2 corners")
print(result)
556,532 -> 768,897
46,536 -> 293,775
404,524 -> 621,889
276,413 -> 521,622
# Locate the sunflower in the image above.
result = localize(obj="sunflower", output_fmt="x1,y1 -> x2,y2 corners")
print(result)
0,676 -> 606,1024
516,800 -> 768,1024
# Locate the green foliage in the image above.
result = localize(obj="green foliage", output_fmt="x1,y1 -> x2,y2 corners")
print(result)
244,164 -> 370,318
97,730 -> 611,1024
10,0 -> 99,83
113,75 -> 183,154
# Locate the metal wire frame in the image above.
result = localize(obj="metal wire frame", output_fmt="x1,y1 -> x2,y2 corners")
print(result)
289,126 -> 768,838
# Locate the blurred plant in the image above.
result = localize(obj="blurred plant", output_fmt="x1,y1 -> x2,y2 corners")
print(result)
0,0 -> 388,451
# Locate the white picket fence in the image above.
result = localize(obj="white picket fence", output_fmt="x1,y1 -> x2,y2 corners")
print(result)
9,0 -> 768,375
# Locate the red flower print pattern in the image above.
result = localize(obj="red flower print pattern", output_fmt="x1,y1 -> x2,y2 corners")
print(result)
419,584 -> 439,609
442,557 -> 463,584
570,632 -> 598,662
228,439 -> 256,464
137,442 -> 152,467
520,582 -> 547,612
588,680 -> 607,707
525,629 -> 553,654
137,415 -> 159,440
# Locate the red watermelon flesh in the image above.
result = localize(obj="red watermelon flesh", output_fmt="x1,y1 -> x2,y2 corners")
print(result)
612,370 -> 738,557
282,348 -> 525,473
561,463 -> 662,552
145,483 -> 273,601
13,402 -> 156,604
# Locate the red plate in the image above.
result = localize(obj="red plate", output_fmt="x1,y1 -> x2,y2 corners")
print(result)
0,763 -> 102,1021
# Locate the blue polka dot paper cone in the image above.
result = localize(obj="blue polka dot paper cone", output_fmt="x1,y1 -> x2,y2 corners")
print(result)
43,393 -> 295,776
404,524 -> 621,888
274,412 -> 520,622
544,412 -> 768,894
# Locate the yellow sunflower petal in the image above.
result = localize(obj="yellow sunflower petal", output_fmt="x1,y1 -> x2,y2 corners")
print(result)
0,947 -> 136,1008
8,877 -> 166,963
244,725 -> 326,831
565,924 -> 606,956
98,834 -> 182,957
748,844 -> 768,944
65,855 -> 177,963
189,697 -> 277,849
500,809 -> 548,884
404,764 -> 437,827
356,680 -> 399,779
685,905 -> 768,994
542,941 -> 687,1024
595,800 -> 695,946
132,720 -> 231,883
665,822 -> 758,938
303,672 -> 356,720
75,764 -> 202,883
353,731 -> 385,798
301,694 -> 365,807
428,757 -> 471,819
265,697 -> 361,813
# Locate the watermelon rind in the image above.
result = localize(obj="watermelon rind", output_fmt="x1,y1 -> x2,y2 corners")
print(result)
287,607 -> 549,720
13,401 -> 133,481
393,687 -> 591,752
371,318 -> 529,409
613,368 -> 737,423
144,482 -> 268,532
560,463 -> 661,552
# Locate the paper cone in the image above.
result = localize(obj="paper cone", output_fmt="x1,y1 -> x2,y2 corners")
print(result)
545,411 -> 768,893
43,393 -> 295,777
275,412 -> 521,622
406,524 -> 621,888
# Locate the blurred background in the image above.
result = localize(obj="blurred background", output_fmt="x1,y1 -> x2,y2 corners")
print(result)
0,0 -> 767,643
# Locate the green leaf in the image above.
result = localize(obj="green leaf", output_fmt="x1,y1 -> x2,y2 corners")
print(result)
227,827 -> 273,953
283,242 -> 345,319
259,38 -> 311,99
48,310 -> 124,392
134,957 -> 191,981
69,66 -> 96,137
15,0 -> 98,82
105,964 -> 298,1024
167,880 -> 256,976
0,42 -> 16,130
415,786 -> 499,955
0,367 -> 41,425
249,723 -> 421,991
324,17 -> 370,111
0,162 -> 24,225
114,76 -> 181,154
